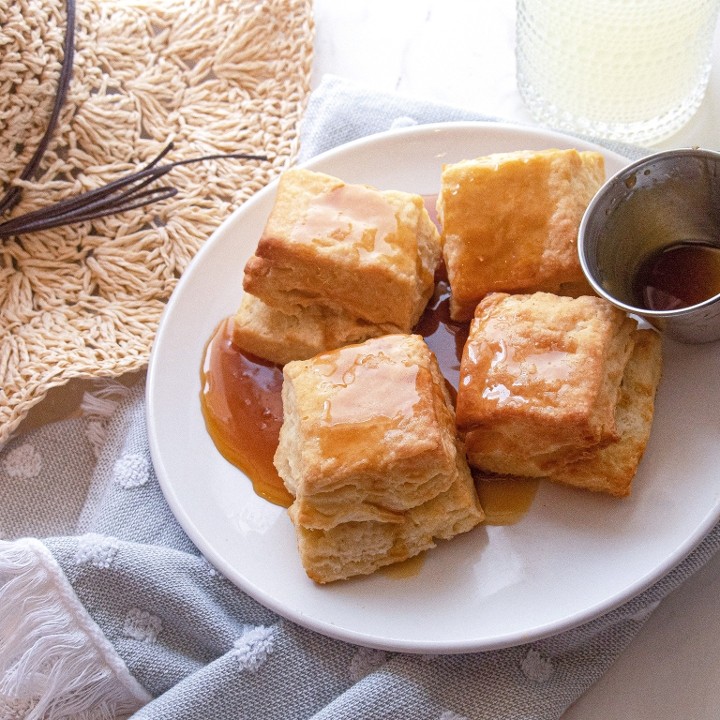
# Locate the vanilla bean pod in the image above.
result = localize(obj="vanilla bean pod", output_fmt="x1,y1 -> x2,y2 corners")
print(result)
1,0 -> 268,240
0,0 -> 76,216
0,144 -> 268,239
0,143 -> 174,235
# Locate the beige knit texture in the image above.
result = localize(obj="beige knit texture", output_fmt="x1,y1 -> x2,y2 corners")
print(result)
0,0 -> 314,445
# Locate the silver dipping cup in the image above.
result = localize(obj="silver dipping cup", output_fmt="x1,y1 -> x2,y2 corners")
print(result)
578,148 -> 720,344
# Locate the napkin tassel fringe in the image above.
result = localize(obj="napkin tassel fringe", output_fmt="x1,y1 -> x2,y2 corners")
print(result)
81,380 -> 133,458
0,537 -> 151,719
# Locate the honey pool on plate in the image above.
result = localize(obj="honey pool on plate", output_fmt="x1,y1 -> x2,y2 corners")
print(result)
200,317 -> 290,507
200,268 -> 538,525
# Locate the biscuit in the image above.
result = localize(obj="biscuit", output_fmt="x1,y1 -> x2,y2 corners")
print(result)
438,148 -> 605,321
243,167 -> 441,330
290,457 -> 482,584
274,333 -> 484,582
546,328 -> 663,497
456,292 -> 638,478
277,333 -> 470,526
232,292 -> 400,366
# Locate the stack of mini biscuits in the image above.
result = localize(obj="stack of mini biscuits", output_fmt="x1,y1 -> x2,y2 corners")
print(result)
275,333 -> 484,584
232,149 -> 663,583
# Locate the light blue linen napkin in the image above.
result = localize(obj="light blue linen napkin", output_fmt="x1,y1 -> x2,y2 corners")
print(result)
1,74 -> 719,720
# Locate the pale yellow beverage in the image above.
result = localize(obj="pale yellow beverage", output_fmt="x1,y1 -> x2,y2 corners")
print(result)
516,0 -> 720,145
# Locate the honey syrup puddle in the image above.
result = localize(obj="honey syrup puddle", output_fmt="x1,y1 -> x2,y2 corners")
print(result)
200,317 -> 292,508
379,552 -> 426,578
475,476 -> 540,525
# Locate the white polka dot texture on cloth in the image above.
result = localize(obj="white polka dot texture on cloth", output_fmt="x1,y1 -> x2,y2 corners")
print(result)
2,442 -> 43,479
349,647 -> 389,683
439,711 -> 471,720
123,608 -> 163,643
113,453 -> 151,489
75,534 -> 120,569
232,625 -> 278,673
520,648 -> 555,683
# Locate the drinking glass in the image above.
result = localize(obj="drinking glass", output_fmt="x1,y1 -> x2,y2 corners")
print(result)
516,0 -> 720,145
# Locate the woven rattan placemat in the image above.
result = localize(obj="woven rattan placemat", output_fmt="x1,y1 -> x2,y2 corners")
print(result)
0,0 -> 314,446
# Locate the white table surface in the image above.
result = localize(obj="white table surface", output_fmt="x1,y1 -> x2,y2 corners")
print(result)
311,2 -> 720,718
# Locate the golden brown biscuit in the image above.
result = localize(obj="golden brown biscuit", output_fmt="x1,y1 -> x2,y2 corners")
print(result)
438,148 -> 604,321
243,168 -> 441,330
232,292 -> 401,366
277,333 -> 469,526
456,292 -> 637,478
546,328 -> 663,497
290,456 -> 482,584
274,333 -> 484,582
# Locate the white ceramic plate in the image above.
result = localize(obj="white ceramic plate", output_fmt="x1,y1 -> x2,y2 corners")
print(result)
147,122 -> 720,654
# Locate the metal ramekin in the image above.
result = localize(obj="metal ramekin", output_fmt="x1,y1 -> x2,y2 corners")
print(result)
578,148 -> 720,344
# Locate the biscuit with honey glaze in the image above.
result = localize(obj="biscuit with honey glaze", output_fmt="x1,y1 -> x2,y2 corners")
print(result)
232,292 -> 401,366
274,333 -> 484,582
243,168 -> 441,330
276,333 -> 476,527
546,328 -> 663,497
456,292 -> 637,478
438,148 -> 604,321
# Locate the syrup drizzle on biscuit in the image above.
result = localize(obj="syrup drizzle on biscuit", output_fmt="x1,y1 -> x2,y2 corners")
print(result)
291,184 -> 400,258
312,338 -> 424,466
